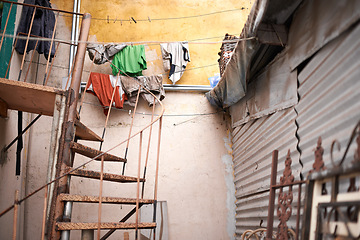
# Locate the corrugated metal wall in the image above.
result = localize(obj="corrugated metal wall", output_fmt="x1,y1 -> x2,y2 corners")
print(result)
232,107 -> 300,236
296,23 -> 360,174
231,17 -> 360,239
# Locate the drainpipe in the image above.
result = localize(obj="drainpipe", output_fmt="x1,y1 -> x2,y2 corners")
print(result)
69,0 -> 81,76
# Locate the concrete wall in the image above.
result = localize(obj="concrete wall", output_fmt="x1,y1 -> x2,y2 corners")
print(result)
0,0 -> 253,239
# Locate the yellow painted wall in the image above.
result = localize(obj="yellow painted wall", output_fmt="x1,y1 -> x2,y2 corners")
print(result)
79,0 -> 252,85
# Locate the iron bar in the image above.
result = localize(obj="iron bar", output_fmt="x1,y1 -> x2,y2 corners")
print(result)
4,114 -> 41,152
123,86 -> 142,175
99,73 -> 120,151
100,205 -> 144,240
12,190 -> 19,240
97,155 -> 105,240
18,7 -> 36,81
135,131 -> 143,240
0,0 -> 84,16
0,2 -> 12,52
43,12 -> 60,85
266,150 -> 278,240
153,116 -> 163,200
295,183 -> 302,240
4,33 -> 19,78
44,42 -> 61,86
142,97 -> 156,199
41,186 -> 48,240
271,180 -> 306,189
78,57 -> 96,114
24,39 -> 38,83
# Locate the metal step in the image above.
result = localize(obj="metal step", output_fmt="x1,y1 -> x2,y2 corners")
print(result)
66,167 -> 145,183
70,141 -> 125,162
56,222 -> 156,231
75,119 -> 103,142
59,194 -> 154,205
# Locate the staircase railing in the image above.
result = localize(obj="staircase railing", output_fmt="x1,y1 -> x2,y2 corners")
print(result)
0,1 -> 165,239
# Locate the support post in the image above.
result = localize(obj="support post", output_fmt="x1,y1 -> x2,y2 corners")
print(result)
48,13 -> 91,240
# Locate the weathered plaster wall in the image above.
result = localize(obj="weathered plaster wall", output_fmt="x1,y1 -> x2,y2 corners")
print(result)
81,0 -> 251,85
72,91 -> 234,239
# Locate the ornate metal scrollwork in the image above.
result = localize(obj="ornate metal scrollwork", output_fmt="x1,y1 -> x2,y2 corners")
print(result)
277,150 -> 295,240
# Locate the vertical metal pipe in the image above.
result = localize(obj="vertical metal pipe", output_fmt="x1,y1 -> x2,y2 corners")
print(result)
97,155 -> 104,240
61,201 -> 72,240
135,131 -> 143,240
12,190 -> 19,240
41,186 -> 48,240
266,150 -> 278,240
0,3 -> 13,52
69,0 -> 78,75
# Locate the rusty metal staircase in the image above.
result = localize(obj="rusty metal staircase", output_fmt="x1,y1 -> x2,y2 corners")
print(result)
0,1 -> 164,239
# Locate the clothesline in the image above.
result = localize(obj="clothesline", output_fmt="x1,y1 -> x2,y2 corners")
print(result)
24,59 -> 218,76
0,33 -> 256,46
57,7 -> 247,22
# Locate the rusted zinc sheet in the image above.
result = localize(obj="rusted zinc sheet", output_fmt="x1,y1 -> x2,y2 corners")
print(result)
287,0 -> 360,71
295,21 -> 360,175
230,50 -> 297,128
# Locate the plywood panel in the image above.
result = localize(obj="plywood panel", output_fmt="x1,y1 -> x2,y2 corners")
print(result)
0,78 -> 65,116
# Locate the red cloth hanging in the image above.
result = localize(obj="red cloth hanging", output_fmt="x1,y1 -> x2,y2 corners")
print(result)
86,72 -> 127,115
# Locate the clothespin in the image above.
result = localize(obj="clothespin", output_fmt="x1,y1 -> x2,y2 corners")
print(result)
120,19 -> 123,26
114,16 -> 117,23
148,16 -> 151,22
107,15 -> 109,23
131,17 -> 137,24
129,17 -> 132,24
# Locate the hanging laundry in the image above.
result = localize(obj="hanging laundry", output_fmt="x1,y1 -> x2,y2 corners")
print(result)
160,42 -> 190,84
120,75 -> 165,107
15,0 -> 56,60
86,72 -> 127,115
138,75 -> 165,106
87,43 -> 127,64
111,45 -> 147,77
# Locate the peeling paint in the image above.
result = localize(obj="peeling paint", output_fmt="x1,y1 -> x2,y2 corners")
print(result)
223,131 -> 236,240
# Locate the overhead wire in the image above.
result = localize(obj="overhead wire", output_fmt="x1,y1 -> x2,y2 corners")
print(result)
0,32 -> 255,46
57,7 -> 247,22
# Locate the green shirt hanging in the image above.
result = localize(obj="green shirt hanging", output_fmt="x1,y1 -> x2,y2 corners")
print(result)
111,45 -> 147,77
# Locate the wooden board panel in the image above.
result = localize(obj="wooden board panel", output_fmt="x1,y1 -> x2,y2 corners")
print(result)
0,78 -> 65,116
